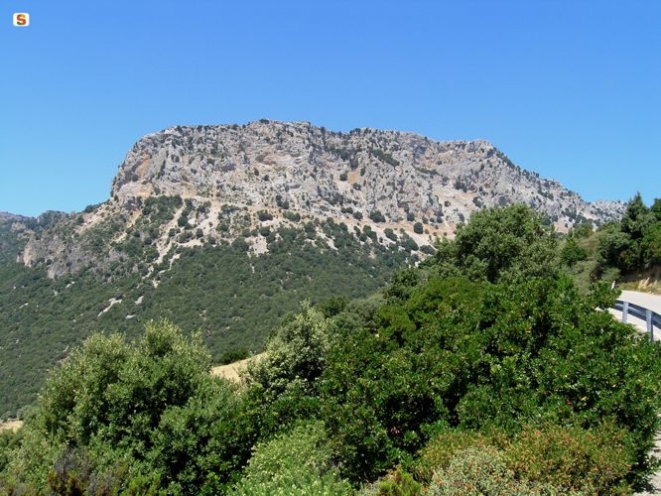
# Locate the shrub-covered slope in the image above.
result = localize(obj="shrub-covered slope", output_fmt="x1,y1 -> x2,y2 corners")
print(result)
2,204 -> 661,494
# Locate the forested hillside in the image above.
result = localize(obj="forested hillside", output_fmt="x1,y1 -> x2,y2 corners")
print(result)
2,204 -> 661,494
0,216 -> 421,417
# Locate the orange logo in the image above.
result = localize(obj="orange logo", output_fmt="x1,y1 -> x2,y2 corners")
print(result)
13,13 -> 30,27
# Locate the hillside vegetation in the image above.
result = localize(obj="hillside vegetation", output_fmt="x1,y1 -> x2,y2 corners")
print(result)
0,215 -> 421,417
561,193 -> 661,294
2,204 -> 661,494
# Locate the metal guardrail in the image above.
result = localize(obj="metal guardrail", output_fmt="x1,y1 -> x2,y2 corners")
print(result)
613,300 -> 661,341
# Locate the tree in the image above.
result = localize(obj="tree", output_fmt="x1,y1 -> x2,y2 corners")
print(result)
2,321 -> 255,493
413,222 -> 424,234
560,233 -> 588,267
651,198 -> 661,222
245,305 -> 329,403
431,204 -> 559,283
369,211 -> 386,223
642,223 -> 661,267
621,193 -> 654,241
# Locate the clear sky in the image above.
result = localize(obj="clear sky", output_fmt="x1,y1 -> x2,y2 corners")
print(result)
1,1 -> 659,217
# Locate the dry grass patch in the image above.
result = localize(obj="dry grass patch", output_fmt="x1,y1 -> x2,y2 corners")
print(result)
211,354 -> 264,382
0,420 -> 23,432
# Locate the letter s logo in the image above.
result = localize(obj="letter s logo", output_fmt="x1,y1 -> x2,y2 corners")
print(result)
13,13 -> 30,27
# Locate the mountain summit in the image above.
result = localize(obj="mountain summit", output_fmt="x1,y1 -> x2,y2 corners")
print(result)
112,119 -> 622,229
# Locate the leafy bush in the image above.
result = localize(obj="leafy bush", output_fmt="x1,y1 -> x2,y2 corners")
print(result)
257,210 -> 273,222
361,466 -> 421,495
503,422 -> 634,493
429,446 -> 559,495
232,421 -> 351,496
245,305 -> 329,404
369,211 -> 386,223
2,322 -> 256,493
284,211 -> 302,222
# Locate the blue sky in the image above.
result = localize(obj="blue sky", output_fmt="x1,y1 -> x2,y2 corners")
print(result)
1,1 -> 659,217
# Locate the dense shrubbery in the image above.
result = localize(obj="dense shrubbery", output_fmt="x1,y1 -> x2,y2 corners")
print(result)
2,203 -> 661,493
556,193 -> 661,292
0,321 -> 257,493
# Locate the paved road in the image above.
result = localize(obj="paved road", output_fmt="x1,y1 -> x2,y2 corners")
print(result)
619,290 -> 661,313
610,290 -> 661,339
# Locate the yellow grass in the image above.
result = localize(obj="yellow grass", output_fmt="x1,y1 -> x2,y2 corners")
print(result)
211,353 -> 264,382
0,420 -> 23,432
620,267 -> 661,295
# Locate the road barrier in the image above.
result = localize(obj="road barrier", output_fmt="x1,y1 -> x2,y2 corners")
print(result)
613,300 -> 661,341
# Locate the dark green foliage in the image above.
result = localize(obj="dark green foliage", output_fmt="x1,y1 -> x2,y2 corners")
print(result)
369,149 -> 400,166
432,204 -> 559,283
257,210 -> 273,222
560,233 -> 588,267
369,210 -> 386,223
219,348 -> 250,365
652,198 -> 661,222
419,245 -> 435,256
284,211 -> 301,222
384,228 -> 397,241
413,222 -> 423,234
317,295 -> 349,318
320,270 -> 661,487
275,194 -> 290,210
591,194 -> 661,274
399,234 -> 418,252
621,193 -> 655,241
573,220 -> 594,238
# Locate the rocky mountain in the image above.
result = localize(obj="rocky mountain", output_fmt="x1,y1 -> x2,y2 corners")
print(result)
0,120 -> 626,416
16,120 -> 623,278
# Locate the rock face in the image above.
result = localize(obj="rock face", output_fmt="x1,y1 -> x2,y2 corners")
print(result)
111,120 -> 623,229
15,120 -> 624,277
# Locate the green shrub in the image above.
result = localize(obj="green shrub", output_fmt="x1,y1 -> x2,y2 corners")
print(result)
232,421 -> 351,495
416,428 -> 493,483
361,466 -> 422,495
257,210 -> 273,222
503,422 -> 634,494
429,446 -> 562,495
284,211 -> 302,222
369,211 -> 386,223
